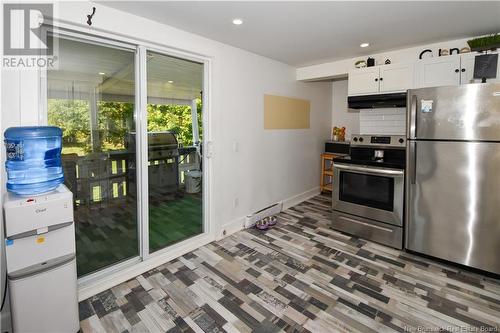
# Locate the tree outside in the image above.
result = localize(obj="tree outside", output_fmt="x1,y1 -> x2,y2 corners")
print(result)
48,98 -> 202,155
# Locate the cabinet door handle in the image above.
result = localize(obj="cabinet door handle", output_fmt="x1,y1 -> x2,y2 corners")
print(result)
375,78 -> 378,82
461,68 -> 466,72
454,69 -> 459,73
379,77 -> 383,81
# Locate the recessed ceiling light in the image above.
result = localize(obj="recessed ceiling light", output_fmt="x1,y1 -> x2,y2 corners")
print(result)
232,18 -> 243,25
360,42 -> 370,48
98,72 -> 106,75
167,80 -> 173,83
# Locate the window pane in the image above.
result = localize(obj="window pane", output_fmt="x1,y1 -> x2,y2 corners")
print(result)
47,37 -> 138,276
146,52 -> 204,252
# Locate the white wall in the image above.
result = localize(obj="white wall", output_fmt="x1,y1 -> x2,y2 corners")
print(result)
298,37 -> 472,81
331,80 -> 359,138
0,2 -> 332,243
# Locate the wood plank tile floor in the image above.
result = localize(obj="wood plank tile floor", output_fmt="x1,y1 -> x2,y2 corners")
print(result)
79,195 -> 500,333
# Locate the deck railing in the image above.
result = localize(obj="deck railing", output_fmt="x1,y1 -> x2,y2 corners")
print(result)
62,148 -> 200,208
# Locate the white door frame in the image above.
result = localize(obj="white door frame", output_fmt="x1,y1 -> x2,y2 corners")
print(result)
136,45 -> 149,259
39,24 -> 213,300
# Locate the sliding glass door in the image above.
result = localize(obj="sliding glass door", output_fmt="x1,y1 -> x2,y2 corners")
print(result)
46,35 -> 206,278
47,37 -> 138,276
146,51 -> 204,252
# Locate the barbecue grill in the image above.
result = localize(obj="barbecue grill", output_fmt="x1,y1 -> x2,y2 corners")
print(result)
126,131 -> 180,195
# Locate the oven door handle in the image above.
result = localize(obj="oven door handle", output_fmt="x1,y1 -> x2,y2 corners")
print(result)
334,164 -> 404,177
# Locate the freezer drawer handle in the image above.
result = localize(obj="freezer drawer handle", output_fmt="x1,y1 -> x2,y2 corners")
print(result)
8,253 -> 75,280
338,215 -> 394,233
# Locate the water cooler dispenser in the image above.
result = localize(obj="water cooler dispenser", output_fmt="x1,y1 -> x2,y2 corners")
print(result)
3,184 -> 79,332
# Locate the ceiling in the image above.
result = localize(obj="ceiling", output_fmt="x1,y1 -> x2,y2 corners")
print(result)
102,1 -> 500,67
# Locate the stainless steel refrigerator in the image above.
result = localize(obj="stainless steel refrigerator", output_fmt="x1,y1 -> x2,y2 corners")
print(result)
406,83 -> 500,275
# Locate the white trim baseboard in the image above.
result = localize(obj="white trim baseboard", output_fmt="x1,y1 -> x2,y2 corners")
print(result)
216,216 -> 245,241
282,187 -> 321,210
216,187 -> 321,240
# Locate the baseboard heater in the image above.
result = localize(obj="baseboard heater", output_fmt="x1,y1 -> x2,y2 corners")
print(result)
244,202 -> 283,228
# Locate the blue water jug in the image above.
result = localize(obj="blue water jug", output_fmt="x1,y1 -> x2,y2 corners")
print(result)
4,126 -> 64,195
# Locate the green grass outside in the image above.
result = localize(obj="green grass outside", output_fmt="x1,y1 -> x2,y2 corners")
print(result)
149,194 -> 203,252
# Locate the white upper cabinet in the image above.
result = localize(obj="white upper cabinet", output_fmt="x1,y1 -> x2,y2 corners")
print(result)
347,52 -> 500,95
348,63 -> 414,96
415,55 -> 461,88
416,53 -> 500,87
460,53 -> 476,85
348,67 -> 380,95
379,63 -> 415,93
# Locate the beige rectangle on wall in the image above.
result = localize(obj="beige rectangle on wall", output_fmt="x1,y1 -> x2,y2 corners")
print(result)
264,94 -> 310,129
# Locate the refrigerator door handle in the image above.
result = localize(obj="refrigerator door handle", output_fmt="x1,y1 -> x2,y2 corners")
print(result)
409,141 -> 417,184
409,95 -> 417,139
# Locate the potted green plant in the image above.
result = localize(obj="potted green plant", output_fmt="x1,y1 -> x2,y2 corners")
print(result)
467,34 -> 500,52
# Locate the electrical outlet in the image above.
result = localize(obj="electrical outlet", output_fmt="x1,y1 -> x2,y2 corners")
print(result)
233,197 -> 239,208
232,141 -> 239,153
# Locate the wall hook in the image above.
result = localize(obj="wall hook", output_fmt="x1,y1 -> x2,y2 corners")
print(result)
87,7 -> 96,26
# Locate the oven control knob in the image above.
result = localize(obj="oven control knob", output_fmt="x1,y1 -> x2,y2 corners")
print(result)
359,137 -> 364,142
353,137 -> 358,142
399,138 -> 404,144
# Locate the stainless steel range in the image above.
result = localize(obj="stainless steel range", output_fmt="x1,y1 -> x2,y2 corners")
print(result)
332,134 -> 406,249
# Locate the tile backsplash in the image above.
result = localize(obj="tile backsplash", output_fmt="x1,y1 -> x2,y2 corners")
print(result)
359,108 -> 406,135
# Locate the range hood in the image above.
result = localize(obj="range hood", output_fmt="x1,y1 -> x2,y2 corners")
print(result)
348,92 -> 407,109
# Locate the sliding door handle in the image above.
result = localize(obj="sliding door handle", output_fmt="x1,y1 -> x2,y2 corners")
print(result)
205,141 -> 213,159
